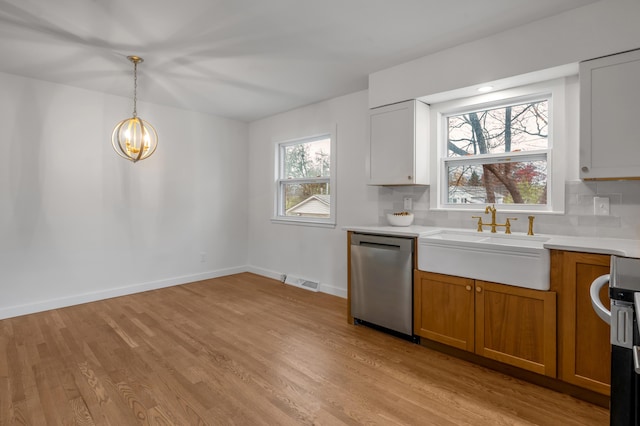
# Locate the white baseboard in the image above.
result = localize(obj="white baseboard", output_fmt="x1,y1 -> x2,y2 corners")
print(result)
246,266 -> 285,282
319,283 -> 347,299
0,266 -> 248,320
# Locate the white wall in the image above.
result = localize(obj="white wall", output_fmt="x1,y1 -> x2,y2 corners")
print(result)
370,0 -> 640,108
0,72 -> 249,319
247,90 -> 377,297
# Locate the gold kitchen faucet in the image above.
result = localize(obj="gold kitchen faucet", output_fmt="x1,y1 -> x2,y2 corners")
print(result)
471,204 -> 518,234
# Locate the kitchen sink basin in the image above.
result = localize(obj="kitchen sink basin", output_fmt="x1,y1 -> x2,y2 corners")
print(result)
417,230 -> 550,290
480,234 -> 549,248
421,230 -> 488,243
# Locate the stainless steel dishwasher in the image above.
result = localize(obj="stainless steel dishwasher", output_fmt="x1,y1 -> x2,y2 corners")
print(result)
350,233 -> 415,338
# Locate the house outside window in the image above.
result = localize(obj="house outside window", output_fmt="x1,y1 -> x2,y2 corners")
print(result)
430,80 -> 566,213
273,131 -> 336,227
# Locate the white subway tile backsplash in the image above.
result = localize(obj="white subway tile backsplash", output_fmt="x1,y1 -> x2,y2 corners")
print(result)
378,181 -> 640,240
566,180 -> 597,195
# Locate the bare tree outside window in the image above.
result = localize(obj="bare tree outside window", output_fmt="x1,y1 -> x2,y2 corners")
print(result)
446,100 -> 549,205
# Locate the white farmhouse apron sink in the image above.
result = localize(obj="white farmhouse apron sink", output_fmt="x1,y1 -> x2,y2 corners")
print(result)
418,229 -> 550,290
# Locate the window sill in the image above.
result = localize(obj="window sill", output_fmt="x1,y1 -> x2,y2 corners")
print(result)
270,217 -> 337,228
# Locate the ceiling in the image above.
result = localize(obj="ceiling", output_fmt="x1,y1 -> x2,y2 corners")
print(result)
0,0 -> 597,122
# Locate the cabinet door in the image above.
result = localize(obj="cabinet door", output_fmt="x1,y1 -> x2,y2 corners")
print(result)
556,251 -> 611,395
580,49 -> 640,179
367,100 -> 429,185
414,271 -> 474,351
369,101 -> 414,185
475,281 -> 557,377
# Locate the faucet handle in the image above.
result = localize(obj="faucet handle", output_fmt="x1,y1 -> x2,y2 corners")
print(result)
527,216 -> 535,236
471,216 -> 483,232
505,217 -> 518,234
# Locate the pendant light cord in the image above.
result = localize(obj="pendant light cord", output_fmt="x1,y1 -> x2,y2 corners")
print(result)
132,60 -> 138,118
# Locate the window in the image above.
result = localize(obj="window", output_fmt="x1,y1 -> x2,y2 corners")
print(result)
273,131 -> 336,226
432,81 -> 566,213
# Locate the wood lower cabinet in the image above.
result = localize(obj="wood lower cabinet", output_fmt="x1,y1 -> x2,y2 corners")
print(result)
552,250 -> 611,395
414,271 -> 557,377
475,280 -> 556,377
414,272 -> 474,351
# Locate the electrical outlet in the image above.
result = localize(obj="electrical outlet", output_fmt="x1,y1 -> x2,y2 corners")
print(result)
594,196 -> 610,216
403,197 -> 413,211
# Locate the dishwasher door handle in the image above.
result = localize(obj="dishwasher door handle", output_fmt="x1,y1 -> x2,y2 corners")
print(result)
351,234 -> 413,253
359,241 -> 401,250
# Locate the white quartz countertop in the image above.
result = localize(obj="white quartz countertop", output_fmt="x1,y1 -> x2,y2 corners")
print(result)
344,225 -> 440,237
542,235 -> 640,258
343,225 -> 640,258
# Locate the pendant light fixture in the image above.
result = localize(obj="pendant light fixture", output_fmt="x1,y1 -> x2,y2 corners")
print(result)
111,55 -> 158,163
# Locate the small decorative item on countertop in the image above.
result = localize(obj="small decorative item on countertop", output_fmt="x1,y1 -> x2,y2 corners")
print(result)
386,211 -> 414,227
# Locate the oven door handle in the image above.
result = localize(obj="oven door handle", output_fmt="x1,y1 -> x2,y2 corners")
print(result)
635,293 -> 640,375
590,274 -> 611,324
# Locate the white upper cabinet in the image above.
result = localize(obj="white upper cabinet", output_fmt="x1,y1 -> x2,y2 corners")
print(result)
367,100 -> 429,185
580,49 -> 640,180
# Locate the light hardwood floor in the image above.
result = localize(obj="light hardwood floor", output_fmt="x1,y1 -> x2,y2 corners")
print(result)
0,273 -> 608,425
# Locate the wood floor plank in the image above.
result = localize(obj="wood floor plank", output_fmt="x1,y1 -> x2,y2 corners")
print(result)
7,399 -> 30,425
0,376 -> 9,424
77,361 -> 111,406
0,273 -> 609,425
69,396 -> 96,426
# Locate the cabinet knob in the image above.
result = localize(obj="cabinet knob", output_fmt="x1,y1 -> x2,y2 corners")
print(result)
581,166 -> 589,172
466,285 -> 471,291
476,286 -> 482,293
407,175 -> 412,180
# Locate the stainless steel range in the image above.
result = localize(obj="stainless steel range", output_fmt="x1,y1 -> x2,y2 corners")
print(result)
591,255 -> 640,425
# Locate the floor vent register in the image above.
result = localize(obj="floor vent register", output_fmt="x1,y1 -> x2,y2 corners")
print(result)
284,275 -> 320,292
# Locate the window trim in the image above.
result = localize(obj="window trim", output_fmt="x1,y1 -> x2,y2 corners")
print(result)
271,128 -> 337,227
429,79 -> 566,214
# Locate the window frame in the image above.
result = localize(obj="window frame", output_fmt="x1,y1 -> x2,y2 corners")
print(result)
271,129 -> 337,227
430,80 -> 566,214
